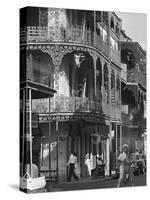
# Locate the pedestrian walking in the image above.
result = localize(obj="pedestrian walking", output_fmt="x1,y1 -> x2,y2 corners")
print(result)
85,153 -> 91,176
117,144 -> 130,187
123,152 -> 135,187
67,152 -> 79,182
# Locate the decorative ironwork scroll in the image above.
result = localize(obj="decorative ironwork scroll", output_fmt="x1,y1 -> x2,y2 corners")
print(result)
21,44 -> 98,92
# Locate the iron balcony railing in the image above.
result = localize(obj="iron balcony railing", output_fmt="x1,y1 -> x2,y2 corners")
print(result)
20,26 -> 110,57
32,96 -> 122,120
32,96 -> 103,114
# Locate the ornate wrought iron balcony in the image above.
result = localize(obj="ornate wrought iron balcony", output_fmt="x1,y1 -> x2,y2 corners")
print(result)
20,26 -> 110,57
32,96 -> 103,114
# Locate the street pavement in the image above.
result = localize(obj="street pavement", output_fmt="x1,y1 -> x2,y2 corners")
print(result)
49,174 -> 146,192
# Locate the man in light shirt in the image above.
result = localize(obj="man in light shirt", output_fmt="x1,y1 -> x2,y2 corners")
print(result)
117,144 -> 129,187
67,152 -> 79,181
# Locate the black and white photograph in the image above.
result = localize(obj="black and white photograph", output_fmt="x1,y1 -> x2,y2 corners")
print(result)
19,6 -> 147,193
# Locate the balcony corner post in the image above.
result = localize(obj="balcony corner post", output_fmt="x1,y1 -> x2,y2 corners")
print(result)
89,52 -> 97,98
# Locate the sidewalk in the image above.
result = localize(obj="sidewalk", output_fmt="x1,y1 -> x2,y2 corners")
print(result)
57,176 -> 113,185
49,175 -> 114,192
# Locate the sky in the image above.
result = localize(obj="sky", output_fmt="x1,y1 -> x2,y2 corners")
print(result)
116,11 -> 147,51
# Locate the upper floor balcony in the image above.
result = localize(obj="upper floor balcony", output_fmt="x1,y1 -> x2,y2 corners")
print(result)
20,26 -> 110,58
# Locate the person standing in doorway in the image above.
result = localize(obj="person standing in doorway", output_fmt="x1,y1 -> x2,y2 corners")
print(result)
67,152 -> 79,181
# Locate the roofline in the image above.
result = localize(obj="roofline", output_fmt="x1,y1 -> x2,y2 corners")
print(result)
112,12 -> 122,22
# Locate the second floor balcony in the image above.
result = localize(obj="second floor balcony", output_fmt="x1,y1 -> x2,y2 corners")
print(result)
32,95 -> 122,121
32,96 -> 103,114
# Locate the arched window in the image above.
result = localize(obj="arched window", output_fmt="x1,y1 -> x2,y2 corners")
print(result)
104,63 -> 109,103
111,70 -> 115,89
110,16 -> 114,29
96,59 -> 102,89
96,58 -> 102,100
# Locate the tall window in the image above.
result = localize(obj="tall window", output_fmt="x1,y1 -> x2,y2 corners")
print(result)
104,63 -> 109,103
144,94 -> 146,101
115,23 -> 120,34
116,76 -> 121,105
138,91 -> 141,104
96,58 -> 102,100
110,16 -> 114,29
111,69 -> 115,105
140,93 -> 144,115
110,36 -> 118,51
103,29 -> 107,43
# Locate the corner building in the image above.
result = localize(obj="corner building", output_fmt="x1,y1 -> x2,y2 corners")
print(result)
120,36 -> 146,154
20,7 -> 123,182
